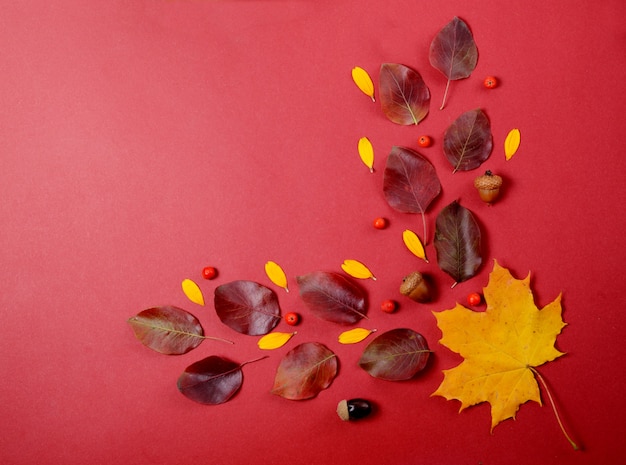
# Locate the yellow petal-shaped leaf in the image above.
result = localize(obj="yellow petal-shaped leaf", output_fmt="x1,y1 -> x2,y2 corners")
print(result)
504,128 -> 521,161
402,229 -> 429,263
265,260 -> 289,292
341,259 -> 376,280
258,331 -> 296,350
182,278 -> 204,306
338,328 -> 376,344
358,137 -> 374,173
352,66 -> 375,102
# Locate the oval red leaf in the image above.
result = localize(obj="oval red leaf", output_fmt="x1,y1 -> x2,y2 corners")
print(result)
443,109 -> 493,172
379,63 -> 430,125
214,280 -> 281,336
127,306 -> 204,355
429,17 -> 478,81
434,200 -> 482,285
296,271 -> 367,325
358,328 -> 430,381
383,146 -> 441,214
271,342 -> 338,400
177,356 -> 242,405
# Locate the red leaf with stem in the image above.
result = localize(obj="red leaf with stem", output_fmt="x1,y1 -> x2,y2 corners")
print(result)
443,109 -> 493,172
379,63 -> 430,125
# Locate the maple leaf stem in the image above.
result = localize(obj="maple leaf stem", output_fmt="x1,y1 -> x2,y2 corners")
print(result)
531,367 -> 580,451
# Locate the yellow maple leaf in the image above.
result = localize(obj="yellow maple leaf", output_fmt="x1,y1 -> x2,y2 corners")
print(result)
432,260 -> 578,448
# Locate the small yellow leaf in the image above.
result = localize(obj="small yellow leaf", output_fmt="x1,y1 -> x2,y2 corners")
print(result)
182,278 -> 204,306
341,259 -> 376,280
265,260 -> 289,292
338,328 -> 376,344
258,331 -> 296,350
504,128 -> 521,161
402,229 -> 429,263
351,66 -> 375,102
358,137 -> 374,173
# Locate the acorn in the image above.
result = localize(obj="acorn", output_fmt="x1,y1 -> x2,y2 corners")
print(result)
474,170 -> 503,204
399,271 -> 431,303
337,398 -> 372,421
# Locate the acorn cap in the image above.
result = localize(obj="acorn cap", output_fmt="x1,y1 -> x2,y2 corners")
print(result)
399,271 -> 431,303
474,171 -> 502,190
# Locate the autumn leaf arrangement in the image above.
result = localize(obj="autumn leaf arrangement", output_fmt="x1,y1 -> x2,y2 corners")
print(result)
127,17 -> 578,450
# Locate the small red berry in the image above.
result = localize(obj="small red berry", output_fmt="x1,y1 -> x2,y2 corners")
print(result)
417,135 -> 432,147
483,76 -> 498,89
373,217 -> 388,229
467,292 -> 482,306
285,312 -> 300,326
202,266 -> 218,280
381,299 -> 397,313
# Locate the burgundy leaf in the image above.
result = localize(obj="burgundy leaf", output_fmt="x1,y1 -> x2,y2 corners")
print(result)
214,280 -> 281,336
358,328 -> 430,381
434,200 -> 482,285
429,17 -> 478,109
443,109 -> 493,172
271,342 -> 338,400
127,306 -> 204,355
296,271 -> 367,325
379,63 -> 430,125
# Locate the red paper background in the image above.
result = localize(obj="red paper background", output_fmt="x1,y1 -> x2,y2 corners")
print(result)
2,1 -> 625,464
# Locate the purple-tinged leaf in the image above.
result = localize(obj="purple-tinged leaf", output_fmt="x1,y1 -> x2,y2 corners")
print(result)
434,200 -> 482,286
271,342 -> 338,400
443,109 -> 493,172
429,17 -> 478,109
358,328 -> 430,381
379,63 -> 430,125
177,355 -> 267,405
383,146 -> 441,241
214,280 -> 281,336
296,271 -> 367,325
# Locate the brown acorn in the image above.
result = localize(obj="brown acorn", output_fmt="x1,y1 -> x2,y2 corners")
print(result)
474,170 -> 503,204
399,271 -> 431,303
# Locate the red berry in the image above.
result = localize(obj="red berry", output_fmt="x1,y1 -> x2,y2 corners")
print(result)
381,299 -> 397,313
202,266 -> 218,280
285,312 -> 300,326
373,217 -> 388,229
483,76 -> 498,89
467,292 -> 482,306
417,135 -> 432,147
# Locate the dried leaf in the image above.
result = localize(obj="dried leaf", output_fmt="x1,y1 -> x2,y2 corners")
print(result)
434,201 -> 482,286
338,328 -> 376,344
182,278 -> 204,306
443,109 -> 493,172
358,137 -> 374,173
214,280 -> 281,335
271,342 -> 338,400
504,128 -> 521,160
402,229 -> 429,263
358,328 -> 430,380
127,306 -> 205,355
379,63 -> 430,125
258,331 -> 296,350
296,271 -> 367,325
341,259 -> 376,280
352,66 -> 375,102
265,260 -> 289,292
432,261 -> 568,432
429,17 -> 478,109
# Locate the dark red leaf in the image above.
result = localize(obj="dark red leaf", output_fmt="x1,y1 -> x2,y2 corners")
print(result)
214,280 -> 281,336
379,63 -> 430,125
358,328 -> 430,381
271,342 -> 338,400
443,109 -> 493,172
127,306 -> 204,355
177,356 -> 242,405
296,271 -> 367,325
429,17 -> 478,109
434,200 -> 482,285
